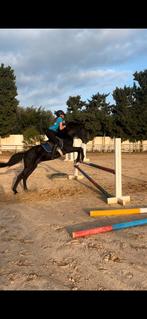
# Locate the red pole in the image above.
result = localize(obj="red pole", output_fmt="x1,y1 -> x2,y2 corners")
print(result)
74,164 -> 111,197
82,161 -> 115,174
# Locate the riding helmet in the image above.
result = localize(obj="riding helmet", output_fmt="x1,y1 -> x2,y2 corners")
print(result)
55,110 -> 65,117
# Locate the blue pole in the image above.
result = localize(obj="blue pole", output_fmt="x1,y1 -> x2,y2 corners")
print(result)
112,218 -> 147,230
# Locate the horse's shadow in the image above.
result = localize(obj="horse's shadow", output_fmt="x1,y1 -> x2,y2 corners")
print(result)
39,162 -> 69,179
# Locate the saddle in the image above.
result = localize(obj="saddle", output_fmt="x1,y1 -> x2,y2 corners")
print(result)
41,137 -> 63,154
41,141 -> 53,153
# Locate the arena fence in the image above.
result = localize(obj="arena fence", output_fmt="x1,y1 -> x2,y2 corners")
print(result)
1,135 -> 147,153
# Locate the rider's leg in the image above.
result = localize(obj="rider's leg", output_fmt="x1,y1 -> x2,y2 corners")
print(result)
45,129 -> 58,144
46,130 -> 64,158
51,143 -> 64,159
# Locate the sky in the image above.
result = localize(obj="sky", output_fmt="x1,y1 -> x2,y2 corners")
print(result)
0,28 -> 147,113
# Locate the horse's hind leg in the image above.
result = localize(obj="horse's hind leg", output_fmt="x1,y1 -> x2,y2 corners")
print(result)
13,156 -> 41,194
12,169 -> 25,194
12,164 -> 35,193
22,157 -> 42,191
22,164 -> 37,191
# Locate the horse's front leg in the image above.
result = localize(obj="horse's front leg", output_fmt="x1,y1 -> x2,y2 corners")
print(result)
75,147 -> 84,163
64,146 -> 84,163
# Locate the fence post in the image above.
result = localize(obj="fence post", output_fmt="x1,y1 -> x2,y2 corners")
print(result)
115,138 -> 122,198
107,138 -> 130,205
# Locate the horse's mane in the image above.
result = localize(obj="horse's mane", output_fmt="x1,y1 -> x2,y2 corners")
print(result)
65,120 -> 85,128
56,119 -> 90,143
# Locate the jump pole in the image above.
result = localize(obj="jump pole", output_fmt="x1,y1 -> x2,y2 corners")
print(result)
72,218 -> 147,239
81,138 -> 130,205
82,162 -> 115,174
74,164 -> 111,197
90,207 -> 147,217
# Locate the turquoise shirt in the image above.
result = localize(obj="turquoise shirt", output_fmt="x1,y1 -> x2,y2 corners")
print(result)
49,117 -> 63,132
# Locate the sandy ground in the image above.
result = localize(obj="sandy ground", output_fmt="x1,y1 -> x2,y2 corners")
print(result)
0,151 -> 147,290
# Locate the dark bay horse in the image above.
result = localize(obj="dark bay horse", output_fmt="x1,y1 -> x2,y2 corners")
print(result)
0,121 -> 90,194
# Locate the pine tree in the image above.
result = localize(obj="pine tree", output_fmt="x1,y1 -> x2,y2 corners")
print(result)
85,93 -> 111,137
133,70 -> 147,140
111,86 -> 135,140
0,63 -> 19,136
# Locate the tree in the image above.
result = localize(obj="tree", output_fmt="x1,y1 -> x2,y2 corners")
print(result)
16,106 -> 54,135
85,93 -> 111,138
0,64 -> 19,136
111,86 -> 135,140
23,127 -> 44,147
66,95 -> 86,121
133,70 -> 147,140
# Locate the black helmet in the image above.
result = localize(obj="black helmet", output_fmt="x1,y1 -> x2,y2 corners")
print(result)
55,110 -> 65,117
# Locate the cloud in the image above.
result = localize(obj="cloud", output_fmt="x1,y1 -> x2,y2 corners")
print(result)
0,29 -> 147,111
17,68 -> 131,108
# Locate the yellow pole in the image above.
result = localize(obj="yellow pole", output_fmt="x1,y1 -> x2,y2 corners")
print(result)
90,208 -> 141,217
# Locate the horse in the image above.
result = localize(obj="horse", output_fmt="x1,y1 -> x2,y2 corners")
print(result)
0,121 -> 90,194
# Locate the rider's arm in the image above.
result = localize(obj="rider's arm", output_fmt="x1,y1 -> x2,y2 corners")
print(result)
59,121 -> 66,130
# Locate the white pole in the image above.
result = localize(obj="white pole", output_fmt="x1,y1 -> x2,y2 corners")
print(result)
0,136 -> 2,154
107,138 -> 130,205
115,138 -> 122,198
74,166 -> 79,178
82,143 -> 86,158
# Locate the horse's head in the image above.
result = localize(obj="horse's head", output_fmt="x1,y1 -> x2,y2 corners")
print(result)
65,121 -> 91,144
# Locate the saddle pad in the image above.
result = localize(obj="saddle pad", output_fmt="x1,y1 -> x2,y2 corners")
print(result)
41,142 -> 53,153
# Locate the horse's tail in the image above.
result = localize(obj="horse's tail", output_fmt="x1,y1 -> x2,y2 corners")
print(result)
0,152 -> 25,167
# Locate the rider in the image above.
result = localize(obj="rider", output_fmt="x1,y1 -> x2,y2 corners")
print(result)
46,110 -> 66,158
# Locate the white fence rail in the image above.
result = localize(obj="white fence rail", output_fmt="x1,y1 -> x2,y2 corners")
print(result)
1,135 -> 147,153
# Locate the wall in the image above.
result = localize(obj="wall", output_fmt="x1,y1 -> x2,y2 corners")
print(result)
0,135 -> 24,152
1,135 -> 147,153
86,137 -> 147,152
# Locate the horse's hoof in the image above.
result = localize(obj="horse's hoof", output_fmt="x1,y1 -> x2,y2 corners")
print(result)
75,163 -> 81,167
77,160 -> 82,164
13,189 -> 18,194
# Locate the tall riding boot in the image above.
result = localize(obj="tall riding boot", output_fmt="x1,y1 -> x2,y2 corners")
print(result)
51,144 -> 64,159
56,146 -> 64,157
51,144 -> 58,159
